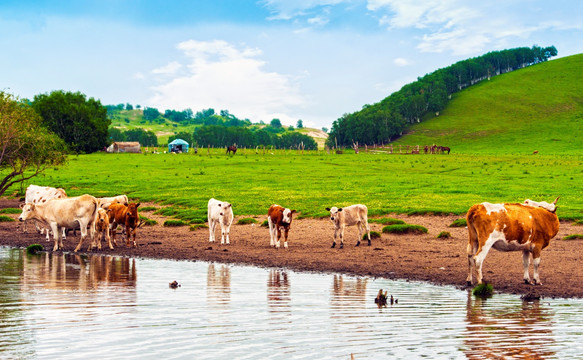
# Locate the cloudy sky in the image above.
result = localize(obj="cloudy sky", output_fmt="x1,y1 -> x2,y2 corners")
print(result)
1,1 -> 581,128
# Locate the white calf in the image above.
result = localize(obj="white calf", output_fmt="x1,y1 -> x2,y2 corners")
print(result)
208,198 -> 234,244
326,204 -> 371,249
23,185 -> 67,240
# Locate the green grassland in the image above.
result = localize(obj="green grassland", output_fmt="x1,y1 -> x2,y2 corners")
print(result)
393,54 -> 583,154
12,150 -> 582,222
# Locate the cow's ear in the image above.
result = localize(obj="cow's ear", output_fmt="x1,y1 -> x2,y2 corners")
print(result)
19,203 -> 24,209
338,208 -> 343,212
136,203 -> 140,207
325,207 -> 330,211
291,210 -> 297,214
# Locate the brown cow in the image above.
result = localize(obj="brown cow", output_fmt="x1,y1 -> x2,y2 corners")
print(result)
226,145 -> 237,154
91,208 -> 114,251
267,204 -> 296,249
107,202 -> 140,248
466,197 -> 560,286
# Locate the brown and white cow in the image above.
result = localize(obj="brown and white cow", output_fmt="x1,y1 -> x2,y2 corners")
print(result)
18,194 -> 99,252
90,208 -> 114,251
107,202 -> 140,248
466,197 -> 560,286
267,204 -> 296,249
208,198 -> 234,244
326,204 -> 371,249
23,185 -> 68,240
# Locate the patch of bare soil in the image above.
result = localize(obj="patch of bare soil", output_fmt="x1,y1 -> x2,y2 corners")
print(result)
1,198 -> 581,298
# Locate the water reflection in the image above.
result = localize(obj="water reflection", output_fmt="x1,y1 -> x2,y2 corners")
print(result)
21,252 -> 137,291
206,263 -> 231,307
463,291 -> 556,359
331,275 -> 368,309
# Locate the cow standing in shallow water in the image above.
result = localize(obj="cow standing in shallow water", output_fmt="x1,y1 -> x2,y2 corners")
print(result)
466,197 -> 560,286
208,198 -> 234,244
326,205 -> 371,249
267,204 -> 296,249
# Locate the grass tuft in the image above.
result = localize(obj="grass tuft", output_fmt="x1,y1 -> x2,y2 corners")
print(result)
472,283 -> 494,297
365,231 -> 381,240
0,215 -> 15,222
26,244 -> 43,254
139,215 -> 157,226
369,218 -> 405,225
139,206 -> 158,212
437,231 -> 451,239
261,220 -> 269,227
190,224 -> 209,231
163,220 -> 188,227
449,218 -> 467,227
237,218 -> 258,225
563,234 -> 583,240
0,208 -> 21,214
382,224 -> 428,234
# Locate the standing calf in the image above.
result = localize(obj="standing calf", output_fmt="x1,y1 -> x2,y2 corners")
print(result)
326,205 -> 371,249
107,202 -> 140,248
208,198 -> 234,244
91,208 -> 114,251
267,204 -> 296,249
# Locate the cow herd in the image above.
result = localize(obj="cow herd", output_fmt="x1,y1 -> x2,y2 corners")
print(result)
16,185 -> 562,286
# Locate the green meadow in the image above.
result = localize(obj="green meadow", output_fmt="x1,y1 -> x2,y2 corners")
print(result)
10,150 -> 582,222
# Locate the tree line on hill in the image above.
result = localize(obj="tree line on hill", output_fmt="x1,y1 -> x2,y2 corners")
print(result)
326,45 -> 558,148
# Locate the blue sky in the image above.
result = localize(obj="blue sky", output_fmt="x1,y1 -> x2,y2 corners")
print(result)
1,1 -> 582,128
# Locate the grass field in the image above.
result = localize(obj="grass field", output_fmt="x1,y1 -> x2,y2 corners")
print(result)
7,150 -> 582,222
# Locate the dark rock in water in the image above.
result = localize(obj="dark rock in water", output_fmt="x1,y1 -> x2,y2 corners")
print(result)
375,289 -> 388,307
169,281 -> 180,289
521,291 -> 541,301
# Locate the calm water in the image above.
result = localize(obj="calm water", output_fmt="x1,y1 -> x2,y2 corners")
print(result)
1,247 -> 582,359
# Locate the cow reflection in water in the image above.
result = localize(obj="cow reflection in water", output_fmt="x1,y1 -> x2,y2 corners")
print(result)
463,291 -> 555,359
207,264 -> 231,307
21,252 -> 136,291
331,275 -> 368,309
267,270 -> 291,323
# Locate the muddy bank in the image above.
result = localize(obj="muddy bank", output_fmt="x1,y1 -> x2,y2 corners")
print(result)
1,198 -> 581,298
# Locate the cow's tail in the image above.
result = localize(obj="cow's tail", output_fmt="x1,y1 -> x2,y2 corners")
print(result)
466,205 -> 480,253
90,197 -> 100,239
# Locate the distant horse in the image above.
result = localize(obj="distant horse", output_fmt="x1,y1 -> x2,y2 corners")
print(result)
226,145 -> 237,155
442,146 -> 450,154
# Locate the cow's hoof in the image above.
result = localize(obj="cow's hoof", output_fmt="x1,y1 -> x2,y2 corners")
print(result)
331,243 -> 336,248
466,281 -> 472,287
524,279 -> 531,285
367,240 -> 371,246
355,241 -> 360,247
339,243 -> 344,249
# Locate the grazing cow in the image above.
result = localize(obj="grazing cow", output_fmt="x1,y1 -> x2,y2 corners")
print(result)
226,145 -> 237,154
208,198 -> 234,244
18,194 -> 99,252
325,205 -> 371,249
442,146 -> 451,154
466,197 -> 560,286
23,185 -> 68,240
97,194 -> 129,209
267,204 -> 296,249
91,208 -> 114,251
107,202 -> 140,248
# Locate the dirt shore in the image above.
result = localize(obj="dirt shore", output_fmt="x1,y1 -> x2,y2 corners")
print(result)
2,198 -> 582,299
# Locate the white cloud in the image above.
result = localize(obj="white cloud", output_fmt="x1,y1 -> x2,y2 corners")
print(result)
393,57 -> 409,66
148,40 -> 305,124
151,61 -> 183,75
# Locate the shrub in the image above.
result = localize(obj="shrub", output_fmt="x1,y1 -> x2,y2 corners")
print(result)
369,218 -> 405,225
574,220 -> 583,226
0,208 -> 21,214
0,215 -> 15,222
190,218 -> 205,224
564,234 -> 583,240
237,218 -> 258,225
449,218 -> 467,227
472,283 -> 494,297
382,224 -> 428,234
437,231 -> 451,239
163,220 -> 187,227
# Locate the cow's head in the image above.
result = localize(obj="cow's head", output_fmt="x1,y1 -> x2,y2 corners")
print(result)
126,202 -> 140,219
216,202 -> 232,216
326,207 -> 343,221
97,208 -> 109,223
18,203 -> 35,222
523,197 -> 559,213
282,208 -> 296,225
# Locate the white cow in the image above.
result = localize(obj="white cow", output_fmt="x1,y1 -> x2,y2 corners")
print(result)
23,185 -> 68,240
18,194 -> 99,252
97,194 -> 129,209
325,204 -> 371,249
208,198 -> 234,244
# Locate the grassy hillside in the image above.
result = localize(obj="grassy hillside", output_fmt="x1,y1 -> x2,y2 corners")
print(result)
108,109 -> 196,144
392,54 -> 583,154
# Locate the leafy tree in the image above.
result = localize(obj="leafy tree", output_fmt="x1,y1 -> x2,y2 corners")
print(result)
296,119 -> 304,128
0,92 -> 67,196
143,107 -> 161,121
126,103 -> 133,110
124,128 -> 158,146
270,118 -> 282,128
108,127 -> 125,142
32,90 -> 110,153
321,127 -> 328,133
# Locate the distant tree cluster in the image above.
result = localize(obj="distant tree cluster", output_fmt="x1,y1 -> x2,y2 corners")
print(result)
108,127 -> 158,147
193,125 -> 317,150
327,45 -> 558,148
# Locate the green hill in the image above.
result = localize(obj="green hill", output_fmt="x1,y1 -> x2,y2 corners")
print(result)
393,54 -> 583,154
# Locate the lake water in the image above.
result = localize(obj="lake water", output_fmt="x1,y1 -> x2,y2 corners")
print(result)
1,247 -> 582,359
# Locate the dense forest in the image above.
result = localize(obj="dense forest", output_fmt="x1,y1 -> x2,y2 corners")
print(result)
326,45 -> 558,148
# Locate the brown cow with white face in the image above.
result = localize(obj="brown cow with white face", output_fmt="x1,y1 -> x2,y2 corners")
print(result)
267,204 -> 296,249
466,197 -> 560,286
326,204 -> 371,249
107,202 -> 140,248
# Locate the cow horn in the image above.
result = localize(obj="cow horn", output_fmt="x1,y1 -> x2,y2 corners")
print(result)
553,196 -> 560,205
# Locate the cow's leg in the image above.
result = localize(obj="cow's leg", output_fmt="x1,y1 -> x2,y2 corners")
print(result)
365,221 -> 371,246
106,228 -> 114,250
276,226 -> 282,249
532,248 -> 543,285
522,250 -> 532,284
331,226 -> 338,248
466,242 -> 477,285
110,223 -> 117,247
340,225 -> 346,249
220,222 -> 226,245
209,220 -> 216,242
50,223 -> 60,251
45,227 -> 51,242
356,222 -> 364,247
268,218 -> 275,247
131,227 -> 137,247
225,220 -> 232,245
283,228 -> 289,249
74,222 -> 88,252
